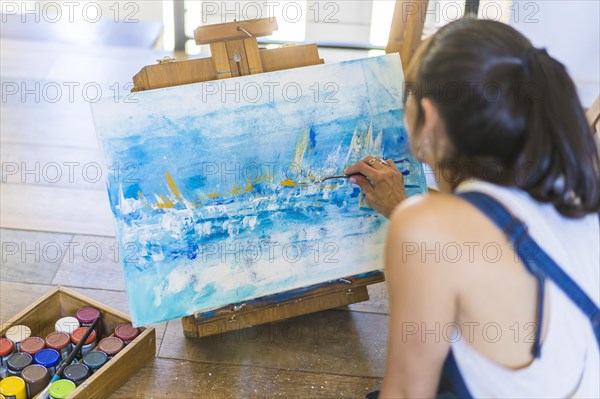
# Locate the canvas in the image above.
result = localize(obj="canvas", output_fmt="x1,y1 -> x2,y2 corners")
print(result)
92,54 -> 427,326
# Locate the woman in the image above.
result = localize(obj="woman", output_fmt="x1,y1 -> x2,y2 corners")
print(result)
346,19 -> 600,398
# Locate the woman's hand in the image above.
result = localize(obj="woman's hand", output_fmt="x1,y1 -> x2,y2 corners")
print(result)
344,156 -> 407,218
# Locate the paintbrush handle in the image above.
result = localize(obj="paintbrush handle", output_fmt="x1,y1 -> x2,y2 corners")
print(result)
316,159 -> 411,183
58,316 -> 100,374
37,316 -> 101,399
320,174 -> 355,182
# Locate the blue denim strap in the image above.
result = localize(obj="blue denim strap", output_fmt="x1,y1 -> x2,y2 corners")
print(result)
457,191 -> 600,348
438,350 -> 473,398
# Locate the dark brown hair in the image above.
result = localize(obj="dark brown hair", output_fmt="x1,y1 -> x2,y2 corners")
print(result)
406,18 -> 600,217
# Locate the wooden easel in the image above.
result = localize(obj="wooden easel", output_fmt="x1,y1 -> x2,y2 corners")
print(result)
131,18 -> 384,338
132,18 -> 323,91
386,0 -> 430,71
588,96 -> 600,153
587,96 -> 600,136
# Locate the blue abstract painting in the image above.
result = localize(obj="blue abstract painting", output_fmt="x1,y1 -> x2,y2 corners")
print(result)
92,54 -> 427,326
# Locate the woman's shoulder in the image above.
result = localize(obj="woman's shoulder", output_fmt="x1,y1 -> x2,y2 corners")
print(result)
388,192 -> 485,243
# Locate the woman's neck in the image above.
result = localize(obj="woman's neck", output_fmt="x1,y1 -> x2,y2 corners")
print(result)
428,164 -> 458,193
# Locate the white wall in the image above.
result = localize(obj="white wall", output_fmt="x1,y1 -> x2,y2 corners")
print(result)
305,1 -> 372,44
422,0 -> 599,107
510,0 -> 600,107
10,1 -> 163,22
194,0 -> 373,44
420,1 -> 512,37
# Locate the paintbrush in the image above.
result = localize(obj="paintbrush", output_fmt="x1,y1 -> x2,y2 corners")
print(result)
306,158 -> 410,184
37,316 -> 101,399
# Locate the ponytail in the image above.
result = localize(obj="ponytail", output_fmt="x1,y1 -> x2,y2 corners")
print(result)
515,48 -> 600,217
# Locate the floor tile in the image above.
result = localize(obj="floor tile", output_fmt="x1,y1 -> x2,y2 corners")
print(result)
159,310 -> 387,378
1,143 -> 106,190
0,281 -> 52,323
0,228 -> 72,284
347,282 -> 389,314
112,357 -> 381,399
0,183 -> 115,236
52,235 -> 126,291
0,90 -> 99,149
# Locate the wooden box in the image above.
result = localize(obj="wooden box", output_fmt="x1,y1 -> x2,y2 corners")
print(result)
0,286 -> 155,398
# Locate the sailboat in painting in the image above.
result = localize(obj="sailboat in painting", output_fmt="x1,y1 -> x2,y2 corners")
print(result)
92,54 -> 427,325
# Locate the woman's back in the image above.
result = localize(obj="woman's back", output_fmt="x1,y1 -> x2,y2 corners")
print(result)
452,180 -> 600,397
382,181 -> 599,397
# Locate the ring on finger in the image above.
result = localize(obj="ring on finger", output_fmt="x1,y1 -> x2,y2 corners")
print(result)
379,159 -> 390,167
368,158 -> 377,166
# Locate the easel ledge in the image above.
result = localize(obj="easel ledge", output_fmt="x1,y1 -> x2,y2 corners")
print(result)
130,17 -> 384,338
182,272 -> 384,338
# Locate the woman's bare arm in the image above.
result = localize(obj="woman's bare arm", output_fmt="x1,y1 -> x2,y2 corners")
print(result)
380,196 -> 459,398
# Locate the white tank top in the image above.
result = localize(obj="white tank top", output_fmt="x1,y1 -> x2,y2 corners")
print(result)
453,180 -> 600,398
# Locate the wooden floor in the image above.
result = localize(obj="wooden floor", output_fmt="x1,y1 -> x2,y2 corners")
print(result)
0,38 -> 386,398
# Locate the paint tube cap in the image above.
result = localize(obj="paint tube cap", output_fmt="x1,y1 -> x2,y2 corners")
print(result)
0,338 -> 14,356
114,323 -> 140,342
34,349 -> 60,368
19,336 -> 45,355
76,306 -> 101,324
45,332 -> 70,350
48,379 -> 76,399
98,337 -> 124,355
71,327 -> 97,345
21,364 -> 49,384
64,363 -> 89,383
55,317 -> 80,334
22,365 -> 50,398
4,325 -> 31,343
83,351 -> 108,370
0,376 -> 26,397
7,352 -> 33,371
